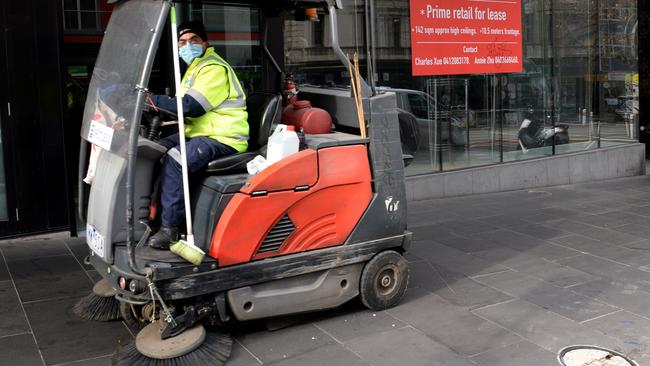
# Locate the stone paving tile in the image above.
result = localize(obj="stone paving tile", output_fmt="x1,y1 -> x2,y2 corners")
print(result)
0,239 -> 70,261
557,255 -> 650,292
23,297 -> 130,365
56,355 -> 112,365
570,279 -> 650,319
516,242 -> 583,262
470,247 -> 543,269
551,236 -> 650,268
235,323 -> 336,365
582,310 -> 650,360
408,261 -> 512,310
410,224 -> 456,244
550,233 -> 618,252
0,333 -> 43,366
0,281 -> 30,337
430,265 -> 513,310
508,222 -> 572,240
63,237 -> 94,271
345,326 -> 475,366
0,259 -> 9,281
543,218 -> 605,234
472,299 -> 624,354
411,241 -> 510,278
268,344 -> 370,366
623,239 -> 650,251
613,222 -> 650,239
472,242 -> 581,264
469,341 -> 557,366
226,341 -> 263,366
408,211 -> 460,228
427,231 -> 503,254
570,203 -> 620,215
388,288 -> 521,356
621,204 -> 650,218
474,270 -> 619,322
476,213 -> 531,229
7,255 -> 92,302
437,218 -> 499,235
572,212 -> 635,229
494,256 -> 597,288
519,207 -> 582,223
7,174 -> 650,366
598,210 -> 650,226
443,201 -> 512,220
575,245 -> 650,268
471,229 -> 548,252
313,306 -> 404,343
408,260 -> 447,292
476,253 -> 597,287
576,227 -> 645,246
86,270 -> 103,283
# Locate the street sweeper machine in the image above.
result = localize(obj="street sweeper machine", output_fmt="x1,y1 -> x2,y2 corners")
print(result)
77,0 -> 411,364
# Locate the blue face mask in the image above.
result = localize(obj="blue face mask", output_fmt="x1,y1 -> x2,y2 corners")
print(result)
179,43 -> 204,65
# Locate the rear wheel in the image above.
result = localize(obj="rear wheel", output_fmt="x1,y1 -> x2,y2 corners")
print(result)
360,250 -> 409,310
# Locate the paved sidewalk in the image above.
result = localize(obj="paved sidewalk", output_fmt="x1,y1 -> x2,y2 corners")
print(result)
2,175 -> 650,365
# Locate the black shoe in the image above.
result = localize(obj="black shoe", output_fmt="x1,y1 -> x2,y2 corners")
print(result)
148,226 -> 179,250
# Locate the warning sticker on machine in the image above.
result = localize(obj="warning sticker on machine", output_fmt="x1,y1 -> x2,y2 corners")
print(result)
410,0 -> 523,76
87,119 -> 114,151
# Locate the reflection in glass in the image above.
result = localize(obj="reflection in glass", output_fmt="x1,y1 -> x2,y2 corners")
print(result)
369,0 -> 637,175
192,5 -> 262,95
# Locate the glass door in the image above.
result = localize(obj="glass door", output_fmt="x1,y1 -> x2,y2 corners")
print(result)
0,0 -> 70,238
0,0 -> 17,233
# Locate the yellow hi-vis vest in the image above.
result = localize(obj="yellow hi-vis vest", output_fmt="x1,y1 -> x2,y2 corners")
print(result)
178,47 -> 249,153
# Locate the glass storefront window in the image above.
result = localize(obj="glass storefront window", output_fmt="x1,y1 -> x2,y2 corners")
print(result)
283,1 -> 367,87
191,5 -> 263,94
368,0 -> 637,176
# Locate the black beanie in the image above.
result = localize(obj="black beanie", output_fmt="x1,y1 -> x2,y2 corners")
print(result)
178,21 -> 207,41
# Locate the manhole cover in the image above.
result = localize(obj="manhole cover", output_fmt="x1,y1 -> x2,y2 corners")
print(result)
558,345 -> 638,366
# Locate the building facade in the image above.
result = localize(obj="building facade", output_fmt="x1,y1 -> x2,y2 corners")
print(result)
0,0 -> 642,238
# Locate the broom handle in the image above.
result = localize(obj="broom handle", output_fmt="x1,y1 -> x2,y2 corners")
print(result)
347,54 -> 365,138
353,53 -> 366,138
170,7 -> 195,245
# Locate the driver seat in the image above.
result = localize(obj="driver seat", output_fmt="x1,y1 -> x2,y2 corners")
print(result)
205,92 -> 281,174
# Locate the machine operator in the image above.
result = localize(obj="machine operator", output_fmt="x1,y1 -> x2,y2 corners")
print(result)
147,21 -> 249,250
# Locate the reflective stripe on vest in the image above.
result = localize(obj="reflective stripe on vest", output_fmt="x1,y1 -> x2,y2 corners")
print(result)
186,54 -> 246,111
178,48 -> 249,152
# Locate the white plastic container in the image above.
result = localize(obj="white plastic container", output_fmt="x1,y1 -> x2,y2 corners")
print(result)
266,124 -> 299,165
246,155 -> 269,175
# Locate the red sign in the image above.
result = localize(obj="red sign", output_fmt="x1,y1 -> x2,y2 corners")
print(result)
410,0 -> 523,76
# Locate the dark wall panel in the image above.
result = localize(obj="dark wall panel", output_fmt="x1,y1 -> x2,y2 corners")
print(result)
0,0 -> 69,237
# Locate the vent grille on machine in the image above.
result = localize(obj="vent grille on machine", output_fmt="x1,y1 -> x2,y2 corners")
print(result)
258,215 -> 295,253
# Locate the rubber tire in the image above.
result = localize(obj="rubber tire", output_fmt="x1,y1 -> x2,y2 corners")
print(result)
360,250 -> 410,310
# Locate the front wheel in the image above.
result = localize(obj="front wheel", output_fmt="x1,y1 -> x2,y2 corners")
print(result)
359,250 -> 409,310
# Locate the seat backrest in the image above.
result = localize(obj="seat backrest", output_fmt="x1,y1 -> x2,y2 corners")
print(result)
246,92 -> 282,151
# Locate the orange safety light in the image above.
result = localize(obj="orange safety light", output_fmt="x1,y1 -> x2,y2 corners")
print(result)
305,8 -> 319,21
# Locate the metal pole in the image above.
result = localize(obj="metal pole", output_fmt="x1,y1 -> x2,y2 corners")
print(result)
436,79 -> 442,171
465,78 -> 470,158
